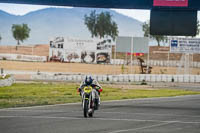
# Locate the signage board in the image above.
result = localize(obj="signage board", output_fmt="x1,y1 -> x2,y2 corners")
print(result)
116,37 -> 132,53
150,9 -> 197,36
170,38 -> 200,53
116,37 -> 149,53
153,0 -> 188,7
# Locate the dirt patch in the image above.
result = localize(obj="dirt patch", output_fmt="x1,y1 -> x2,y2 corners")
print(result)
0,45 -> 49,56
1,60 -> 200,75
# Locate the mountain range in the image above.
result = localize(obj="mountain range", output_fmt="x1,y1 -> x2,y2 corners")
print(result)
0,7 -> 144,45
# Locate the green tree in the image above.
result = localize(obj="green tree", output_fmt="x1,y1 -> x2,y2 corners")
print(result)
84,11 -> 98,38
12,24 -> 31,45
142,21 -> 167,46
84,10 -> 118,41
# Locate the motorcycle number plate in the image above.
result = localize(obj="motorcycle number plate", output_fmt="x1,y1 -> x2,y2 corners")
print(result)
83,87 -> 92,93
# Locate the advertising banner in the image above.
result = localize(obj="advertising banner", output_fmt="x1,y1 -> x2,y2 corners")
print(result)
65,50 -> 81,62
153,0 -> 188,7
96,52 -> 111,64
170,38 -> 200,53
64,38 -> 97,51
81,51 -> 96,63
49,37 -> 112,63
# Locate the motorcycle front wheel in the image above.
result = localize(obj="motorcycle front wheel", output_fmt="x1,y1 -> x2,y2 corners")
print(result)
83,99 -> 89,118
88,107 -> 94,117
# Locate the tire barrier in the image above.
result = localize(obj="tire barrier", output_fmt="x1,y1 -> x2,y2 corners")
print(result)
31,74 -> 200,83
111,59 -> 200,68
0,76 -> 15,87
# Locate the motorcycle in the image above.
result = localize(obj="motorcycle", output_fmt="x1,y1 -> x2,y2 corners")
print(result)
82,86 -> 95,117
77,85 -> 102,118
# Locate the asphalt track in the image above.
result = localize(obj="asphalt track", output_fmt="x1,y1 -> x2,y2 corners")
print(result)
0,95 -> 200,133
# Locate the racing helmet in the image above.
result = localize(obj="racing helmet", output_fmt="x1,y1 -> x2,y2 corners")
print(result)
85,76 -> 93,85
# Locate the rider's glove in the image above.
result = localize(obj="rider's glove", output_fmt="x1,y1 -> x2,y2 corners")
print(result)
98,88 -> 103,92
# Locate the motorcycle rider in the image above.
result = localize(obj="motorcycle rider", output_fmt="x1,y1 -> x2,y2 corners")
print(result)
78,76 -> 102,110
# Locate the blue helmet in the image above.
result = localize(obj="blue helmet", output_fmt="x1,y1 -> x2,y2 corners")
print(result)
85,76 -> 93,85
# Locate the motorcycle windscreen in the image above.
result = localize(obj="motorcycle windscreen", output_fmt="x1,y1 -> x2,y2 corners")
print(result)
150,9 -> 197,36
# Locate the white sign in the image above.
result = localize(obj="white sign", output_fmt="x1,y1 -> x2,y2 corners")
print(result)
170,38 -> 200,53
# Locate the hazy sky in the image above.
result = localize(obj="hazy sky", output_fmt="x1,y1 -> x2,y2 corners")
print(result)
0,3 -> 150,22
2,3 -> 200,22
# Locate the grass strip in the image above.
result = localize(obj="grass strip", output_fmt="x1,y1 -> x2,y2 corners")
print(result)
0,83 -> 199,108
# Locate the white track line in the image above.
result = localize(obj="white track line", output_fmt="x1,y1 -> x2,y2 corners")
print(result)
107,122 -> 172,133
0,115 -> 199,124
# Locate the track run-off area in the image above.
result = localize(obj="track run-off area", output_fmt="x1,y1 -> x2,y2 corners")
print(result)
0,95 -> 200,133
